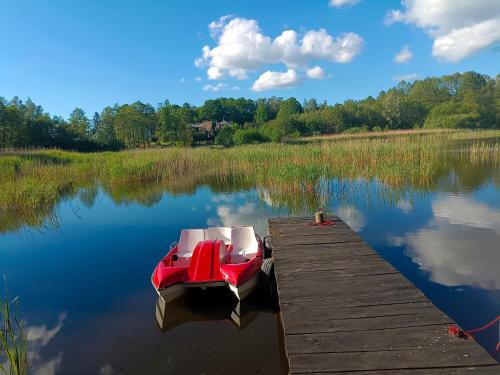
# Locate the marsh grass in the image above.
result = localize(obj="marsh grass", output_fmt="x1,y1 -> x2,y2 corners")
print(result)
0,279 -> 27,375
1,129 -> 499,231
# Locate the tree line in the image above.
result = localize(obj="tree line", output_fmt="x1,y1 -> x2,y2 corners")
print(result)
1,71 -> 498,151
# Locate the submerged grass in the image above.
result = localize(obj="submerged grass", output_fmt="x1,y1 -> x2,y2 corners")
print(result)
1,129 -> 499,231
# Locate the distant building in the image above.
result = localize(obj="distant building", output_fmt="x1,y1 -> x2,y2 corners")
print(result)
190,120 -> 229,135
190,120 -> 214,133
215,119 -> 228,131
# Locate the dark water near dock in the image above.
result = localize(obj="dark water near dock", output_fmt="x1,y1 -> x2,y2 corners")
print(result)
1,157 -> 499,373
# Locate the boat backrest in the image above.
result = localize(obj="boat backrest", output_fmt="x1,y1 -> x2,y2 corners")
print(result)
177,229 -> 205,257
205,227 -> 232,244
217,240 -> 228,261
231,226 -> 258,258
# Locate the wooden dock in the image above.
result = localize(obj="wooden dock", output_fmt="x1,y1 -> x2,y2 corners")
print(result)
268,216 -> 499,374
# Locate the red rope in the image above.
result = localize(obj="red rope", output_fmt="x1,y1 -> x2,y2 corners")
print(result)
310,221 -> 336,226
448,315 -> 499,353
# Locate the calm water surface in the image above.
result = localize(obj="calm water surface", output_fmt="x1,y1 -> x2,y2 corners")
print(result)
1,157 -> 499,373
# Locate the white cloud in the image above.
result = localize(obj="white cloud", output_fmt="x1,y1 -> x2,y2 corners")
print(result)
394,45 -> 413,63
207,66 -> 223,80
329,0 -> 360,8
179,78 -> 187,83
203,83 -> 239,92
251,69 -> 300,92
306,66 -> 326,79
393,73 -> 418,82
195,76 -> 202,82
203,83 -> 227,92
196,16 -> 362,84
385,0 -> 500,62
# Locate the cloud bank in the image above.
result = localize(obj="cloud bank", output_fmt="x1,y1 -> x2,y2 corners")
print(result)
386,0 -> 500,62
196,16 -> 362,91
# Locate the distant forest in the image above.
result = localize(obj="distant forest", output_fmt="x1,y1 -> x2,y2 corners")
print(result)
1,71 -> 498,151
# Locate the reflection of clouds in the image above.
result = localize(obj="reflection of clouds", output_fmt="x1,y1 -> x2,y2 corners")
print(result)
208,200 -> 270,237
396,199 -> 413,214
99,363 -> 119,375
432,196 -> 500,234
211,195 -> 236,203
336,206 -> 366,232
389,195 -> 500,290
26,312 -> 67,375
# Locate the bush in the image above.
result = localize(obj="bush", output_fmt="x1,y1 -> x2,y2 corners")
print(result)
343,125 -> 369,134
424,102 -> 481,128
233,129 -> 268,145
214,126 -> 235,147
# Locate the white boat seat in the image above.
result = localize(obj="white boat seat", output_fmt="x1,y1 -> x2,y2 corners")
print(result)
205,226 -> 232,244
177,229 -> 205,258
231,227 -> 258,259
176,226 -> 258,260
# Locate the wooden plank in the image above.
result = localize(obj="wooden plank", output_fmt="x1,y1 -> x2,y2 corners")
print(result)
314,365 -> 500,374
282,311 -> 453,335
279,289 -> 429,307
286,324 -> 473,353
268,216 -> 497,374
317,365 -> 500,374
272,241 -> 377,258
277,273 -> 416,303
288,348 -> 498,373
275,259 -> 395,276
281,301 -> 453,335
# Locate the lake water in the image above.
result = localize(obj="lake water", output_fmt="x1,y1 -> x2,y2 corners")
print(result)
1,154 -> 499,373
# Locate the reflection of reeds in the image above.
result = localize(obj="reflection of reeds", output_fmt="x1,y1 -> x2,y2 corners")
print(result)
0,278 -> 27,375
0,129 -> 499,231
465,143 -> 500,165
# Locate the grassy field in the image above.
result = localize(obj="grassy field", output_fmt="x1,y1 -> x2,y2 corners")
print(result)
1,129 -> 499,232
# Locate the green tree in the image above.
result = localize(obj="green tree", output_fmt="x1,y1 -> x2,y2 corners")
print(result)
68,108 -> 89,140
214,126 -> 235,147
114,102 -> 156,148
156,103 -> 192,146
277,97 -> 303,120
303,98 -> 319,112
94,106 -> 120,149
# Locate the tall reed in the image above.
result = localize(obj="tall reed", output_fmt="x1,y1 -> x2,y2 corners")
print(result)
0,279 -> 27,375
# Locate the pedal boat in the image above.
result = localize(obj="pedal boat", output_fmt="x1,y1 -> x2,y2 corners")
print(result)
151,227 -> 264,302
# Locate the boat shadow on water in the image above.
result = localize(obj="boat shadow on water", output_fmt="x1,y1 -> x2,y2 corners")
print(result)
155,288 -> 279,332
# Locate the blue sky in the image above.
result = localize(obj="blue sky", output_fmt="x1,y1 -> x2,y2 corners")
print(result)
0,0 -> 498,118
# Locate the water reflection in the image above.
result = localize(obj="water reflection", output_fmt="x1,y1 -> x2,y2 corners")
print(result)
390,195 -> 500,290
26,313 -> 67,375
1,145 -> 500,370
155,290 -> 273,332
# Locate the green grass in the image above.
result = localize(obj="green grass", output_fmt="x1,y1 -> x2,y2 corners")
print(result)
1,129 -> 499,232
0,279 -> 27,375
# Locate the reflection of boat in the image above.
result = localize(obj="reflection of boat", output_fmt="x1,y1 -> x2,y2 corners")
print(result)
155,292 -> 259,331
151,227 -> 264,302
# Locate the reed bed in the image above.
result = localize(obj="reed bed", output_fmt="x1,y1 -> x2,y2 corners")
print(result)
1,129 -> 499,231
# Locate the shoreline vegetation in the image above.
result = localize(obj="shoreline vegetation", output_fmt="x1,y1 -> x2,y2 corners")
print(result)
1,71 -> 499,151
1,129 -> 499,233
